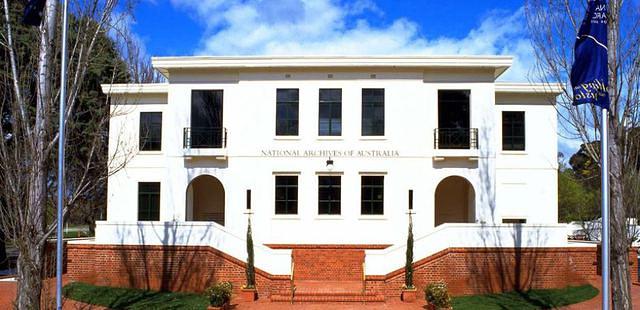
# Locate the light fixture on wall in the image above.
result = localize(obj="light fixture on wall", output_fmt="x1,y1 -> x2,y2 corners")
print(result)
326,157 -> 334,171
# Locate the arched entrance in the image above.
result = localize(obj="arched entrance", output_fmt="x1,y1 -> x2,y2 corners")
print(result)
434,176 -> 475,226
186,175 -> 225,225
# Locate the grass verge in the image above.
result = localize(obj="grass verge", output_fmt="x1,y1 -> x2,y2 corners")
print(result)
63,282 -> 209,310
452,284 -> 598,309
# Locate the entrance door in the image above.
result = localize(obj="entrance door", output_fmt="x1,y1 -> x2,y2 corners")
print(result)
434,176 -> 475,226
186,175 -> 225,225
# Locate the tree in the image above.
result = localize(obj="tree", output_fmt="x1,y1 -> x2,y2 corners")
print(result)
569,142 -> 601,186
245,217 -> 256,289
112,20 -> 163,84
558,167 -> 598,223
404,212 -> 414,289
525,1 -> 640,308
0,0 -> 130,308
568,139 -> 640,242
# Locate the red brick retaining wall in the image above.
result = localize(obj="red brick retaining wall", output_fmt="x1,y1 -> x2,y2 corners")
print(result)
65,244 -> 637,299
370,247 -> 637,299
292,249 -> 364,281
66,244 -> 289,297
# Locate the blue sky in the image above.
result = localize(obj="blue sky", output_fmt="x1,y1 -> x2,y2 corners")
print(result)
126,0 -> 580,157
132,1 -> 524,57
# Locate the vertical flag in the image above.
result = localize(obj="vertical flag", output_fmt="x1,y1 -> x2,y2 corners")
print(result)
570,0 -> 609,109
22,0 -> 47,26
569,1 -> 610,309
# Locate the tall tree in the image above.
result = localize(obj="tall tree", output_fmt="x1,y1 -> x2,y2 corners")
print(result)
525,0 -> 640,308
245,217 -> 255,289
558,167 -> 598,224
404,213 -> 414,289
0,0 -> 129,308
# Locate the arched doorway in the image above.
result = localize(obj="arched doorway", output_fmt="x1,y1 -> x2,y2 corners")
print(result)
434,176 -> 475,226
186,175 -> 225,225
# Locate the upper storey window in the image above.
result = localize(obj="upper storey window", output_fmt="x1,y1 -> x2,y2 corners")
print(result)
276,89 -> 299,136
362,89 -> 385,136
436,90 -> 476,149
189,90 -> 224,148
502,111 -> 525,151
319,89 -> 342,136
139,112 -> 162,151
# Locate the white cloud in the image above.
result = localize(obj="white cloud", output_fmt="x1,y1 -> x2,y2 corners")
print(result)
170,0 -> 535,81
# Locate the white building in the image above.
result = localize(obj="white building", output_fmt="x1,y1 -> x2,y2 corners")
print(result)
97,56 -> 567,278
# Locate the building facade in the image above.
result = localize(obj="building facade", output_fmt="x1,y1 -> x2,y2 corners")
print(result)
68,56 -> 608,301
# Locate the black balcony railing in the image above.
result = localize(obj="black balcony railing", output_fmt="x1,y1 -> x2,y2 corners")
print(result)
183,127 -> 227,149
434,128 -> 478,150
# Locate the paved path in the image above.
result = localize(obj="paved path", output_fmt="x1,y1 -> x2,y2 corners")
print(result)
0,277 -> 106,310
0,280 -> 16,309
561,282 -> 640,310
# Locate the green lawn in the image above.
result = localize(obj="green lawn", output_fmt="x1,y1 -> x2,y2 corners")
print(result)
452,284 -> 599,309
63,282 -> 209,310
62,230 -> 94,238
64,282 -> 598,310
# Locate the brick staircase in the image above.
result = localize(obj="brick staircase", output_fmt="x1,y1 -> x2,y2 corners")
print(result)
270,248 -> 385,303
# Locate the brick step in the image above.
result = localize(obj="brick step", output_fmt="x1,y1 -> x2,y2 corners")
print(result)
275,289 -> 379,296
270,293 -> 385,303
271,280 -> 383,303
293,280 -> 364,293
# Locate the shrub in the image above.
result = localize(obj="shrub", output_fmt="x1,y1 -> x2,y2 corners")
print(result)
206,282 -> 233,307
424,281 -> 452,309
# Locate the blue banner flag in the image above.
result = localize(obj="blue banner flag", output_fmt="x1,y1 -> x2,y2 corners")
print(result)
570,0 -> 609,109
22,0 -> 46,26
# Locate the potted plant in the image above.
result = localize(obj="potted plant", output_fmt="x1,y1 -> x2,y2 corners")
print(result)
424,281 -> 452,310
401,212 -> 417,302
241,216 -> 258,302
206,281 -> 233,310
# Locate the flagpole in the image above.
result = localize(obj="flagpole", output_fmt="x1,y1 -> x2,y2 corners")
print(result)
601,107 -> 609,310
56,0 -> 69,308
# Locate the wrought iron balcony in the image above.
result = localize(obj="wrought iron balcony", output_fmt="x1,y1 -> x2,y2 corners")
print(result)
433,128 -> 478,150
183,127 -> 227,149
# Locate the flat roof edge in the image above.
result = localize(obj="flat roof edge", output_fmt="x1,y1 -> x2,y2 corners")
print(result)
100,83 -> 168,94
99,82 -> 563,96
151,55 -> 513,76
495,82 -> 564,95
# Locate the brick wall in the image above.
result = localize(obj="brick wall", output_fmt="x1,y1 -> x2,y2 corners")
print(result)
372,247 -> 637,299
66,244 -> 289,297
65,244 -> 637,300
292,249 -> 364,281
